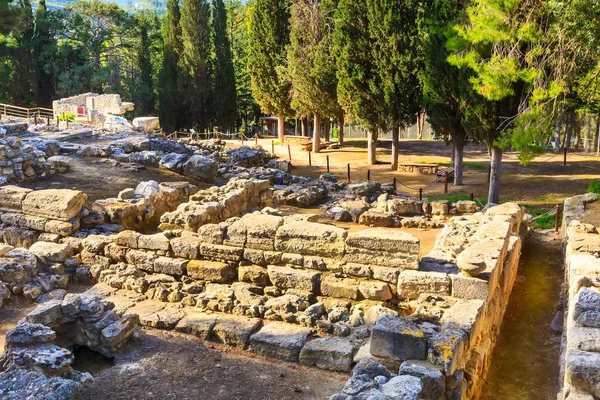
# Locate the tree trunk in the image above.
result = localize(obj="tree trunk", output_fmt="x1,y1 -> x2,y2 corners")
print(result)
301,117 -> 308,137
391,127 -> 400,170
450,140 -> 456,167
454,138 -> 464,186
324,118 -> 330,142
367,131 -> 378,165
417,110 -> 425,140
278,114 -> 285,143
313,113 -> 321,153
487,146 -> 503,204
595,115 -> 600,155
338,115 -> 345,147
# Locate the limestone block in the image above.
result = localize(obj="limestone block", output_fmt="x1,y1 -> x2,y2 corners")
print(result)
199,243 -> 243,262
182,155 -> 217,183
175,311 -> 217,340
26,301 -> 63,326
566,350 -> 600,397
125,249 -> 157,272
440,299 -> 484,336
397,270 -> 451,301
115,230 -> 141,248
154,256 -> 187,276
274,221 -> 347,258
100,314 -> 139,351
197,224 -> 224,245
345,229 -> 419,270
431,201 -> 450,216
104,243 -> 128,262
232,282 -> 267,306
343,263 -> 372,278
371,266 -> 401,284
225,213 -> 283,251
449,273 -> 489,300
456,239 -> 505,276
364,305 -> 399,326
399,360 -> 445,400
370,315 -> 427,361
0,185 -> 31,213
239,265 -> 270,286
568,327 -> 600,352
299,337 -> 356,372
138,233 -> 170,251
21,215 -> 47,231
321,275 -> 360,299
427,325 -> 468,375
22,189 -> 86,221
249,322 -> 311,362
3,226 -> 39,248
44,219 -> 77,236
455,200 -> 477,214
387,198 -> 423,216
187,260 -> 236,283
358,211 -> 393,227
29,241 -> 69,264
267,265 -> 320,293
211,314 -> 262,348
359,281 -> 393,301
170,233 -> 199,259
381,375 -> 423,400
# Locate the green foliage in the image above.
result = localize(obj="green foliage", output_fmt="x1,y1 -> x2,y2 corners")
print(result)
212,0 -> 237,130
588,180 -> 600,194
334,0 -> 424,134
179,0 -> 212,130
533,213 -> 556,230
158,0 -> 184,131
248,0 -> 291,117
58,112 -> 76,121
287,0 -> 340,120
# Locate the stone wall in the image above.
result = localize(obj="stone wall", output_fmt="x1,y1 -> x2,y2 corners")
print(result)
560,193 -> 600,400
0,137 -> 54,184
329,203 -> 527,400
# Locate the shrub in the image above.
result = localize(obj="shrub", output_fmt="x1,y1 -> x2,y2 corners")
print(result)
588,180 -> 600,194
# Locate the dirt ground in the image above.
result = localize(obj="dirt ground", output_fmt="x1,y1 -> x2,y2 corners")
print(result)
79,328 -> 346,400
241,137 -> 600,211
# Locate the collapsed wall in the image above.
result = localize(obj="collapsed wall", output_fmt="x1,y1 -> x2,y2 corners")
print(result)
560,193 -> 600,400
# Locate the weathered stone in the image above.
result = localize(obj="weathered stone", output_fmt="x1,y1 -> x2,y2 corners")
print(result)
370,315 -> 427,361
211,314 -> 262,348
199,243 -> 243,262
225,213 -> 283,251
154,256 -> 188,276
22,189 -> 86,221
141,307 -> 186,329
175,311 -> 217,340
449,273 -> 489,300
26,301 -> 63,326
455,200 -> 477,214
267,265 -> 320,293
274,221 -> 347,258
182,155 -> 218,182
187,260 -> 236,283
399,360 -> 444,400
353,357 -> 393,378
138,233 -> 170,251
359,211 -> 393,227
428,325 -> 468,375
125,249 -> 157,272
29,241 -> 69,263
0,185 -> 32,212
300,337 -> 357,371
342,374 -> 374,395
456,239 -> 504,276
250,322 -> 311,362
566,350 -> 600,397
170,233 -> 200,259
238,264 -> 270,286
381,375 -> 423,400
321,275 -> 360,299
359,281 -> 393,301
345,229 -> 419,270
100,314 -> 139,351
5,323 -> 56,348
397,270 -> 451,301
364,305 -> 399,326
115,230 -> 141,248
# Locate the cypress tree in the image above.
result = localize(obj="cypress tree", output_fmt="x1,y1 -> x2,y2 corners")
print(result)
33,0 -> 55,106
136,14 -> 155,115
248,0 -> 291,142
159,0 -> 184,132
11,0 -> 36,106
288,0 -> 340,153
212,0 -> 236,132
179,0 -> 212,131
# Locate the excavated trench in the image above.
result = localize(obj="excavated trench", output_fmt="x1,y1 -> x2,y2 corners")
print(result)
481,231 -> 563,399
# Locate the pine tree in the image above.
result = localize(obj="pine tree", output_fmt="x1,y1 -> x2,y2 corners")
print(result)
179,0 -> 212,131
159,0 -> 184,132
248,0 -> 291,142
288,0 -> 340,153
212,0 -> 237,132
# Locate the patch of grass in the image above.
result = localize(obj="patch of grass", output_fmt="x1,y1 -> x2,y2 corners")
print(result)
273,140 -> 282,145
588,180 -> 600,194
464,161 -> 488,170
533,214 -> 556,230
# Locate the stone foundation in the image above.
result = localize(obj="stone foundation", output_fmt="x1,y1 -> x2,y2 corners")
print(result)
560,193 -> 600,399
